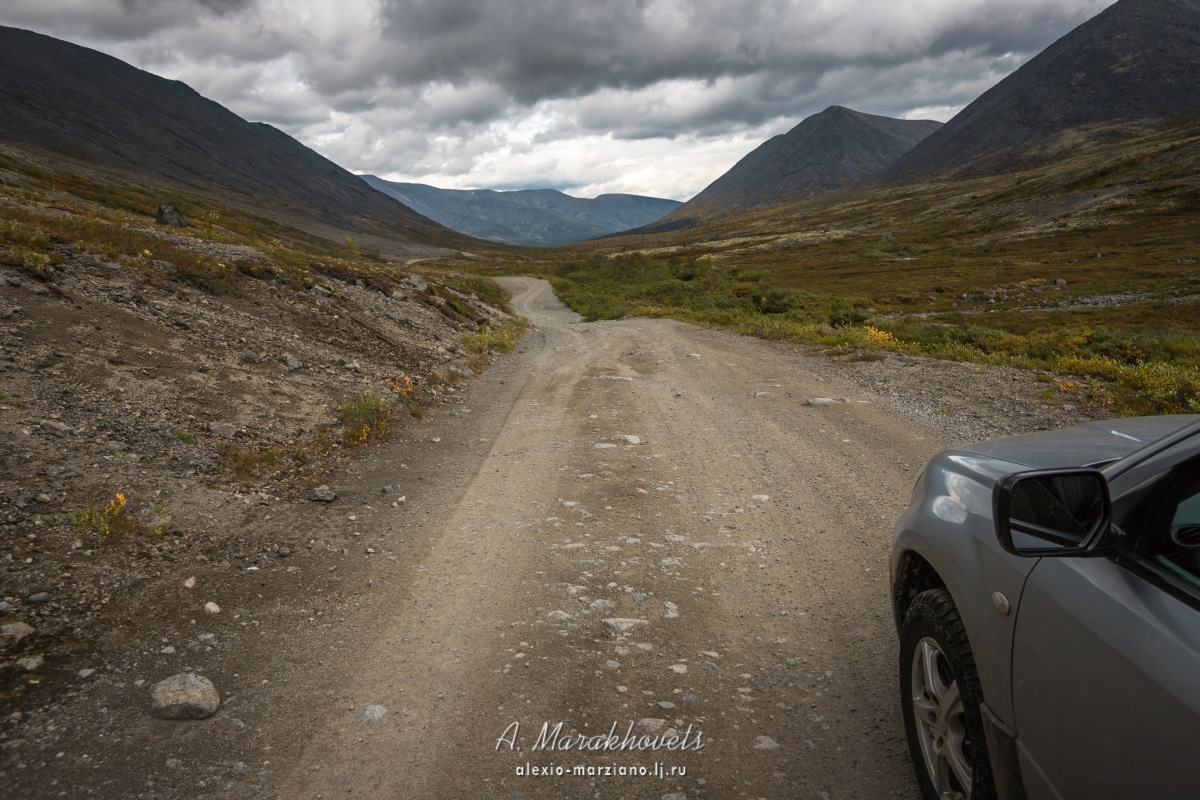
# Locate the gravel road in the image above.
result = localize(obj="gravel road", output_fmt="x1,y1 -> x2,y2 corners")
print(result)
284,277 -> 943,799
8,277 -> 1103,799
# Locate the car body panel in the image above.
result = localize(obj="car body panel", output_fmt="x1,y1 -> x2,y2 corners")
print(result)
891,414 -> 1200,799
1012,555 -> 1200,800
956,416 -> 1199,470
892,452 -> 1041,726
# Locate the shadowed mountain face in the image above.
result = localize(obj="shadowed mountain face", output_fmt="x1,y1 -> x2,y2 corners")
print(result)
660,106 -> 942,221
885,0 -> 1200,179
361,176 -> 682,246
0,25 -> 471,252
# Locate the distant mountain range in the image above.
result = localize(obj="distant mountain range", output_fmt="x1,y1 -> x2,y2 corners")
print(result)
883,0 -> 1200,179
632,0 -> 1200,234
361,176 -> 681,246
0,25 -> 472,255
665,107 -> 941,221
3,0 -> 1197,252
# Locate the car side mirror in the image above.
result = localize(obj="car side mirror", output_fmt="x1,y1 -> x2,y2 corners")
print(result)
994,468 -> 1112,557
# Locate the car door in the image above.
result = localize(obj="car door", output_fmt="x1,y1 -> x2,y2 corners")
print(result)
1010,453 -> 1200,800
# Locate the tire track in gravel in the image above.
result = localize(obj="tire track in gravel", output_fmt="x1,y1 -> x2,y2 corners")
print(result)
284,278 -> 940,800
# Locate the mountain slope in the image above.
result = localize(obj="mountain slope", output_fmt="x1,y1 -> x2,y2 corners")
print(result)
884,0 -> 1200,179
0,25 -> 474,253
361,176 -> 681,246
661,106 -> 941,221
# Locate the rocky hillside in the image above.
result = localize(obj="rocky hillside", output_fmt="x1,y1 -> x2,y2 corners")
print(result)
0,177 -> 529,713
0,26 -> 476,256
361,176 -> 682,246
657,106 -> 941,223
884,0 -> 1200,178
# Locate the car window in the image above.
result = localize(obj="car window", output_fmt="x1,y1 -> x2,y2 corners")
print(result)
1140,462 -> 1200,590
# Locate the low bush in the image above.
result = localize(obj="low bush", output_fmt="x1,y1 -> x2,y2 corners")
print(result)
337,392 -> 394,446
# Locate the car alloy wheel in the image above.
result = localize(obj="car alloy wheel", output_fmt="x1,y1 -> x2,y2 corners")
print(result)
900,588 -> 995,800
911,636 -> 973,798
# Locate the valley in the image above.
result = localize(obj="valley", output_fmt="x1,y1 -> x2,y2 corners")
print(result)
1,1 -> 1199,797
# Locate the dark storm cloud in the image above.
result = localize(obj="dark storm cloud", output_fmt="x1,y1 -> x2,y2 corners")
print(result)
193,0 -> 257,14
369,0 -> 1107,104
0,0 -> 262,41
0,1 -> 1118,197
117,0 -> 255,14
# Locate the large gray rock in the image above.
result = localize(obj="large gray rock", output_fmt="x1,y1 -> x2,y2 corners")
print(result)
151,672 -> 220,720
310,485 -> 337,502
17,654 -> 44,671
208,421 -> 237,438
155,204 -> 187,227
1,621 -> 34,648
41,419 -> 72,436
603,618 -> 647,634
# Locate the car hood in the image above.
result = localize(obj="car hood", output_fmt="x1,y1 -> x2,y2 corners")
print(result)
957,415 -> 1200,470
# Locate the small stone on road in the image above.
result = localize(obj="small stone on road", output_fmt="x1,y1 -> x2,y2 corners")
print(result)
151,673 -> 221,720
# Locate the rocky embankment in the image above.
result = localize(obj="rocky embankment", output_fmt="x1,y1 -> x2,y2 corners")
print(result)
0,239 -> 510,723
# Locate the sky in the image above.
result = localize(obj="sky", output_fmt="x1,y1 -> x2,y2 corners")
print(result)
0,0 -> 1115,201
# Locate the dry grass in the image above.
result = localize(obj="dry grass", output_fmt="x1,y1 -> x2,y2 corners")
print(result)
524,116 -> 1200,415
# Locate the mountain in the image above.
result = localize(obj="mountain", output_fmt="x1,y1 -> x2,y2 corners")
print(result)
658,106 -> 941,222
360,176 -> 682,246
884,0 -> 1200,179
0,25 -> 474,255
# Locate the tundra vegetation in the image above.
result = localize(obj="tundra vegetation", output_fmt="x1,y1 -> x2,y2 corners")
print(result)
0,147 -> 526,494
491,117 -> 1200,416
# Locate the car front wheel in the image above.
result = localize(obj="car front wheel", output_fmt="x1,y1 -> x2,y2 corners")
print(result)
900,588 -> 995,800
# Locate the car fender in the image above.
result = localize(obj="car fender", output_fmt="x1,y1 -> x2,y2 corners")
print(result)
891,451 -> 1042,727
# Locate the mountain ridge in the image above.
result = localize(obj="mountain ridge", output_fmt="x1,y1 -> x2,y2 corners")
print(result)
0,25 -> 475,255
656,106 -> 942,224
882,0 -> 1200,179
361,176 -> 681,246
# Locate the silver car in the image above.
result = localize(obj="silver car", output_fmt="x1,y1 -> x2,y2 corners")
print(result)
890,415 -> 1200,800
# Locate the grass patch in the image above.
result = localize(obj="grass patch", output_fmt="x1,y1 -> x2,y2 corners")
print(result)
509,115 -> 1200,416
337,392 -> 394,446
0,150 -> 493,303
215,431 -> 339,491
446,275 -> 514,313
217,442 -> 283,479
68,491 -> 161,539
534,251 -> 1200,415
461,317 -> 530,372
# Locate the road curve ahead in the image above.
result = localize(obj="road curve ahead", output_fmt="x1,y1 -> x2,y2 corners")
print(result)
289,277 -> 933,799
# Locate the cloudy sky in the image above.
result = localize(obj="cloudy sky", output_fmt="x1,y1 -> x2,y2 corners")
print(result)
1,0 -> 1114,200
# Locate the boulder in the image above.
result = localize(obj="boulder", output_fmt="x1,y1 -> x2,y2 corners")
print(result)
602,618 -> 647,634
310,485 -> 337,503
151,673 -> 220,720
155,205 -> 187,228
0,622 -> 34,648
208,421 -> 237,438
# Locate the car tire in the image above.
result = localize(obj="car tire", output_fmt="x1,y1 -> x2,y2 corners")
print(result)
900,588 -> 996,800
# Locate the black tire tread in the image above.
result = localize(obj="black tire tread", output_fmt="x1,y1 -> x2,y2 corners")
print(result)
900,588 -> 997,800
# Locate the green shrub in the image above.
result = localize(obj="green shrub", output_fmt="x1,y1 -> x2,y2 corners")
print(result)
337,393 -> 394,446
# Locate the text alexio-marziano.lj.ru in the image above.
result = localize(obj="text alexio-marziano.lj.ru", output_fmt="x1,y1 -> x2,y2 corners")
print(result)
496,720 -> 705,754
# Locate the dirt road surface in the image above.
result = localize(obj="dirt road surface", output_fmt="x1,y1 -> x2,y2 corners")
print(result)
280,276 -> 936,799
8,276 -> 1011,800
